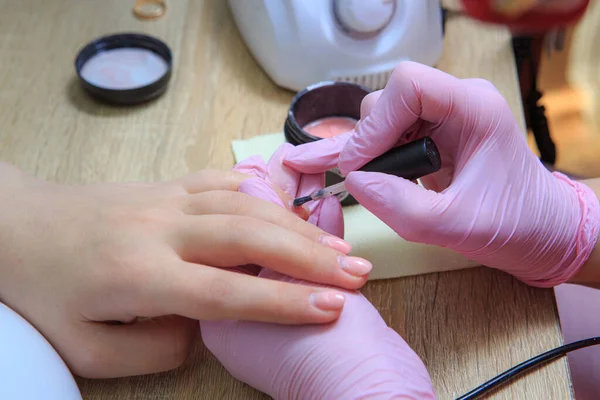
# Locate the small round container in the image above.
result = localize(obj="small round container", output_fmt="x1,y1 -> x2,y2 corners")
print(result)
284,81 -> 371,206
284,81 -> 370,144
75,33 -> 172,105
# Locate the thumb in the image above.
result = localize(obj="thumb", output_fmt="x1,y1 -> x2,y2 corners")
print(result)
345,171 -> 448,245
66,316 -> 197,378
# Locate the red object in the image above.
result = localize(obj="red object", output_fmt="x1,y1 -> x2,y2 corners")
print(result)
460,0 -> 590,32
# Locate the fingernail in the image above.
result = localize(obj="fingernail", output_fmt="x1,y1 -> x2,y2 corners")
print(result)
296,202 -> 310,215
338,256 -> 372,277
319,235 -> 352,254
310,291 -> 345,311
289,200 -> 310,219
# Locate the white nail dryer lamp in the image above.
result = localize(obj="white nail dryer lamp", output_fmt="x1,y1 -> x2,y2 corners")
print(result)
228,0 -> 445,91
0,303 -> 82,400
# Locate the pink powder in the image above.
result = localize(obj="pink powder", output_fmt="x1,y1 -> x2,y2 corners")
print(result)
303,116 -> 357,138
80,47 -> 168,90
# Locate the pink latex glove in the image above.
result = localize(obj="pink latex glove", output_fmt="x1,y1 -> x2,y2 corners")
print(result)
200,144 -> 435,399
284,62 -> 600,288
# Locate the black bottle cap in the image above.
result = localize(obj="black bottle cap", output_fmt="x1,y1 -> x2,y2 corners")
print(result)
74,33 -> 172,105
359,137 -> 441,180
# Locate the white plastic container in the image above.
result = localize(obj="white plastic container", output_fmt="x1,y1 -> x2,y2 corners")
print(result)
228,0 -> 445,91
0,303 -> 82,400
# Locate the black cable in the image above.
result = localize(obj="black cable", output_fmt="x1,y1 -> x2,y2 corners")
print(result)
456,336 -> 600,400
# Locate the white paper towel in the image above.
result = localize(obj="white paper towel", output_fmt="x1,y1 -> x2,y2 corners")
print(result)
231,133 -> 479,280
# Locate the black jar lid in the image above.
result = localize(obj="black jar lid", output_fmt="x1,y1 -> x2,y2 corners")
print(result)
74,33 -> 172,105
284,81 -> 371,146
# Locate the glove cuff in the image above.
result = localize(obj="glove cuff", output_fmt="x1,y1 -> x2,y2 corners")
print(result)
527,173 -> 600,288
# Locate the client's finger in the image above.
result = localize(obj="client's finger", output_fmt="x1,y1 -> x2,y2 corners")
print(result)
179,191 -> 328,245
179,170 -> 250,194
174,214 -> 366,288
237,177 -> 310,219
270,185 -> 310,220
297,172 -> 326,226
265,143 -> 301,197
150,262 -> 347,324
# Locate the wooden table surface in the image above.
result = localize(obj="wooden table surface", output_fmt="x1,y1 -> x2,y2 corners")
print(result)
0,1 -> 573,399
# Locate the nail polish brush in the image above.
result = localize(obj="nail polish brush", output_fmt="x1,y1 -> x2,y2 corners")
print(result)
293,136 -> 442,207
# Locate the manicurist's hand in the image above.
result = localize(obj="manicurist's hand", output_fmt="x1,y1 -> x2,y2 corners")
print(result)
202,144 -> 434,400
0,163 -> 368,379
284,61 -> 600,289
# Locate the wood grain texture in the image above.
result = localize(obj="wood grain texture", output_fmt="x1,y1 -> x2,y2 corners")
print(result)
0,1 -> 572,399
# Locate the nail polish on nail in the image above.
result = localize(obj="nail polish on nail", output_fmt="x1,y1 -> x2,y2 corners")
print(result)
319,235 -> 352,254
310,291 -> 345,311
338,256 -> 372,277
289,200 -> 310,217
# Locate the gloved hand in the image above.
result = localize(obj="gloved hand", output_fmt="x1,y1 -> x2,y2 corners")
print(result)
200,144 -> 436,399
284,62 -> 600,288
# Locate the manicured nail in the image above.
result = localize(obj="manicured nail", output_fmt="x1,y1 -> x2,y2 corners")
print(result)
310,291 -> 345,311
289,200 -> 310,219
338,256 -> 372,277
319,235 -> 352,254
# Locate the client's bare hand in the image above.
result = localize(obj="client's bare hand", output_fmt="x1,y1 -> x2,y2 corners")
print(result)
0,163 -> 365,378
